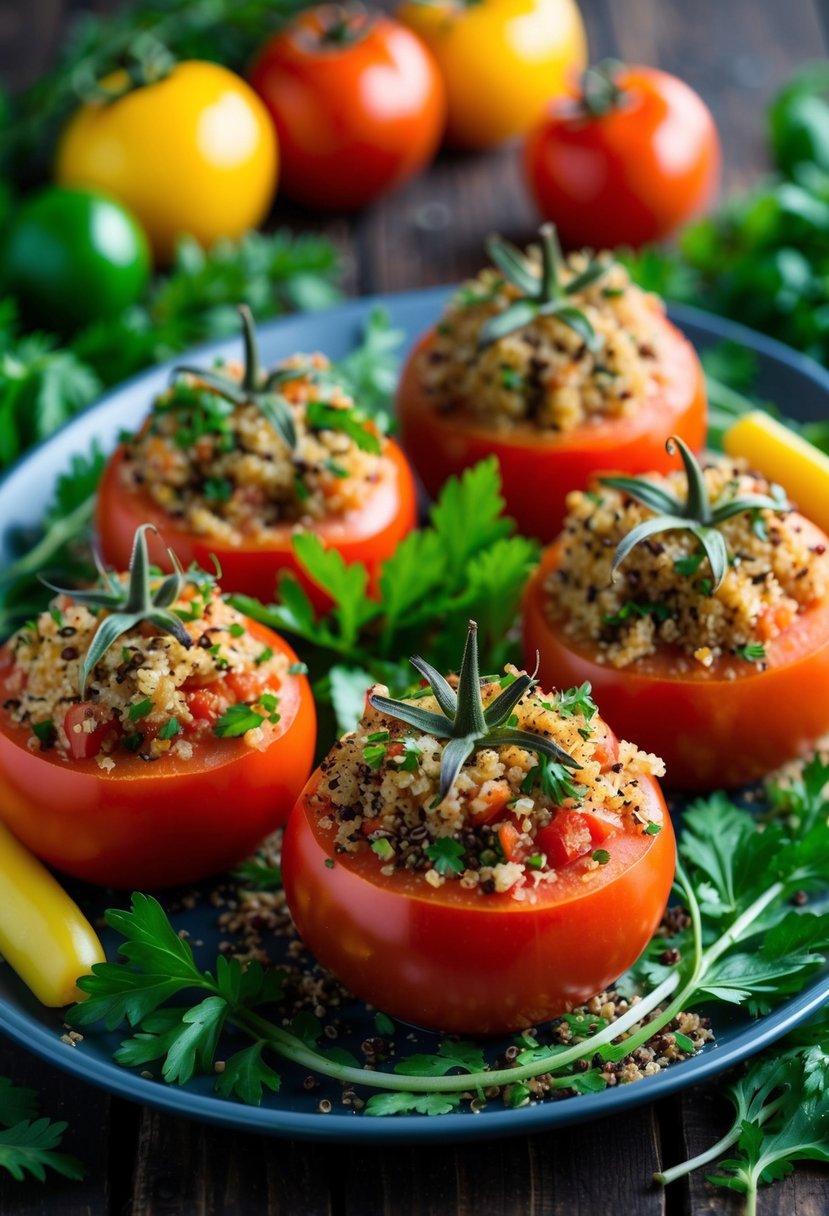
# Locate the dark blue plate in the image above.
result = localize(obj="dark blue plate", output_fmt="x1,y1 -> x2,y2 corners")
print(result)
1,289 -> 828,1144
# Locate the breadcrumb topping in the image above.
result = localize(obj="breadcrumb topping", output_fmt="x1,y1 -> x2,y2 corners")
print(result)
420,257 -> 669,433
545,458 -> 829,670
311,673 -> 665,901
121,353 -> 385,542
2,587 -> 288,765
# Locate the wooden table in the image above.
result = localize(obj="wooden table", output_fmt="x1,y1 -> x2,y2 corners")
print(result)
1,1 -> 829,1212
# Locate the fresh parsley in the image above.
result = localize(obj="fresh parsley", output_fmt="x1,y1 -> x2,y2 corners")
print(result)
0,1077 -> 83,1182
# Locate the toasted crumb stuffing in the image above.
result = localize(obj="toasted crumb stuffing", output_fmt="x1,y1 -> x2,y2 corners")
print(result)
121,353 -> 385,541
421,256 -> 669,432
3,587 -> 288,764
310,672 -> 665,901
545,458 -> 829,670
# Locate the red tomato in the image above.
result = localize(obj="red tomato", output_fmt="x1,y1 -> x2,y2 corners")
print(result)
282,765 -> 675,1034
0,618 -> 316,889
396,321 -> 707,542
95,437 -> 417,608
249,7 -> 445,211
524,63 -> 721,249
523,532 -> 829,791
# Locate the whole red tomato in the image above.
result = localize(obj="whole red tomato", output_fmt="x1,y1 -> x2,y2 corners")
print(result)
523,531 -> 829,791
524,61 -> 721,248
250,6 -> 445,211
96,437 -> 417,609
397,317 -> 707,543
0,616 -> 316,889
283,760 -> 675,1034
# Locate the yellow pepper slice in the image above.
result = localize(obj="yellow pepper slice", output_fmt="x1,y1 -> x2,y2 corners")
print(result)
724,411 -> 829,534
0,820 -> 105,1007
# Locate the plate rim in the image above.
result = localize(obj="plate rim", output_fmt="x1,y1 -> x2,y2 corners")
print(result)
1,287 -> 828,1144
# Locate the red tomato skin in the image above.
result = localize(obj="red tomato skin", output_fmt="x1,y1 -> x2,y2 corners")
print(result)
249,12 -> 445,211
396,321 -> 706,542
95,438 -> 417,610
524,66 -> 721,249
282,767 -> 675,1034
523,533 -> 829,791
0,620 -> 316,888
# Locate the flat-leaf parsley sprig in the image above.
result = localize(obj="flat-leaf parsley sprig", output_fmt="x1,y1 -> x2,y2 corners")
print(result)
0,1076 -> 84,1183
232,458 -> 540,732
68,781 -> 829,1116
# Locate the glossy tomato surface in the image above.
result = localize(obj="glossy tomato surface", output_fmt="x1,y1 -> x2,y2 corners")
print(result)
525,65 -> 721,248
283,766 -> 675,1034
523,536 -> 829,791
250,9 -> 445,211
0,619 -> 315,889
56,62 -> 277,263
2,187 -> 150,335
95,438 -> 417,607
398,0 -> 586,150
396,319 -> 707,542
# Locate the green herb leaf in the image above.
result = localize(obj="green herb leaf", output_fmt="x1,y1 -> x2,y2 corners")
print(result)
213,704 -> 265,738
424,837 -> 466,876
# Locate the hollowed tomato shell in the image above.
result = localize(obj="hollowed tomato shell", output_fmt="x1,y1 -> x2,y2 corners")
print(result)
523,534 -> 829,791
396,316 -> 706,541
0,620 -> 316,889
282,765 -> 675,1035
95,438 -> 418,609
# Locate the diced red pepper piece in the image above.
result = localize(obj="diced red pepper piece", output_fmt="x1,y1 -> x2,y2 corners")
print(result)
536,812 -> 593,868
498,821 -> 522,863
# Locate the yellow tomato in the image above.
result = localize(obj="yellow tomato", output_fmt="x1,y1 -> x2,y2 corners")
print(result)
397,0 -> 587,149
56,61 -> 278,264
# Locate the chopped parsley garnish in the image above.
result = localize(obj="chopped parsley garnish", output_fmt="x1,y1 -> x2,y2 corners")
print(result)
324,459 -> 349,479
255,647 -> 274,667
644,822 -> 662,835
128,698 -> 153,721
424,837 -> 465,876
158,716 -> 181,740
674,552 -> 706,576
526,853 -> 545,869
522,754 -> 585,805
370,838 -> 395,861
228,623 -> 246,638
400,738 -> 421,772
603,601 -> 673,627
287,661 -> 308,675
363,743 -> 387,770
32,720 -> 56,747
547,682 -> 597,722
366,730 -> 390,743
203,477 -> 233,503
736,642 -> 767,662
500,367 -> 524,391
592,849 -> 611,865
123,731 -> 144,753
213,705 -> 264,738
305,400 -> 381,455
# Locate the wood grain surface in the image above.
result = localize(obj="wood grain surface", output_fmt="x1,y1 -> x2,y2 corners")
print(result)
1,0 -> 828,1212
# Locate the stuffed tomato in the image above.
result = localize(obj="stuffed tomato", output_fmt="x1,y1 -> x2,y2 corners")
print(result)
523,438 -> 829,790
0,526 -> 315,888
96,307 -> 417,607
283,622 -> 674,1035
397,225 -> 706,541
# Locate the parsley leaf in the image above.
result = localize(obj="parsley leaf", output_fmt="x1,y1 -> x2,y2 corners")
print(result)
424,837 -> 465,876
363,1092 -> 462,1117
214,1042 -> 281,1106
213,705 -> 265,738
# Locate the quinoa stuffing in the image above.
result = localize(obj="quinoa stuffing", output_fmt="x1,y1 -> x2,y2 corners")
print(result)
120,309 -> 385,543
2,532 -> 289,766
310,626 -> 665,902
545,448 -> 829,671
420,227 -> 673,433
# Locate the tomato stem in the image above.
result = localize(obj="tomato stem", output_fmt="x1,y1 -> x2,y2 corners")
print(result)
579,59 -> 627,119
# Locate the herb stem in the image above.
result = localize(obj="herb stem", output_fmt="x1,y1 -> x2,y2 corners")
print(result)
654,1093 -> 787,1186
234,970 -> 682,1095
0,494 -> 95,587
